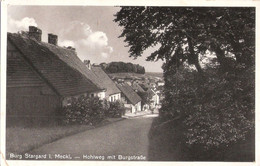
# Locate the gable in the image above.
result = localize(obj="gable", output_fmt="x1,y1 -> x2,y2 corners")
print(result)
7,41 -> 45,88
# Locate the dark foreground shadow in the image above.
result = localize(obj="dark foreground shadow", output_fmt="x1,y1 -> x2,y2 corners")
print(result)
148,117 -> 255,161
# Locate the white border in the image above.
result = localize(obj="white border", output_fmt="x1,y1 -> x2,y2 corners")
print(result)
1,0 -> 259,166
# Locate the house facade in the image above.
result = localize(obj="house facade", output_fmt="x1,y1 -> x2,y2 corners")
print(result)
91,65 -> 121,102
7,26 -> 104,126
117,83 -> 142,113
147,89 -> 160,108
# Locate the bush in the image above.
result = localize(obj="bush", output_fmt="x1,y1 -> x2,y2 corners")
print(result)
160,65 -> 255,150
105,101 -> 125,118
62,96 -> 105,125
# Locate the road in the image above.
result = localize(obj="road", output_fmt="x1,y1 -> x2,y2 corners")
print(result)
28,115 -> 156,161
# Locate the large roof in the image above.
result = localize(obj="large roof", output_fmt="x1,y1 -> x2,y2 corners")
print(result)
117,83 -> 141,105
7,33 -> 103,97
92,66 -> 121,97
132,82 -> 145,93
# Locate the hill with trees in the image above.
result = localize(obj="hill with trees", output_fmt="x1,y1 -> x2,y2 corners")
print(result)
100,62 -> 145,74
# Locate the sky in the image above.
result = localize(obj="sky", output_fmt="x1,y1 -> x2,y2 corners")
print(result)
7,6 -> 164,72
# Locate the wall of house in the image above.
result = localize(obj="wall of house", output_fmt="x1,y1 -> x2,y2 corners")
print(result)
109,93 -> 121,102
62,90 -> 106,106
89,91 -> 105,100
135,101 -> 142,112
62,93 -> 88,106
152,94 -> 160,105
7,41 -> 61,126
120,93 -> 128,104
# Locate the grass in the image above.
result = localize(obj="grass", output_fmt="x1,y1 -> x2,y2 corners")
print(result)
6,125 -> 93,157
148,117 -> 255,161
6,117 -> 123,158
145,72 -> 163,78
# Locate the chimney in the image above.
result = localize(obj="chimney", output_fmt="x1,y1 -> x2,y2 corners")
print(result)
67,46 -> 76,51
48,33 -> 58,45
84,60 -> 91,70
29,26 -> 42,42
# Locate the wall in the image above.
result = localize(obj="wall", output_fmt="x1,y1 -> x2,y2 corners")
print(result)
108,93 -> 121,102
62,93 -> 88,106
89,91 -> 105,100
62,90 -> 105,106
135,101 -> 142,112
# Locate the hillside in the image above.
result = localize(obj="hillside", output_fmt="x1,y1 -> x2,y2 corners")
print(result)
145,72 -> 163,78
100,62 -> 145,74
108,72 -> 163,80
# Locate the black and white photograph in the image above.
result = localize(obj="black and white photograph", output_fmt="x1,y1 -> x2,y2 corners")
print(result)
0,1 -> 258,165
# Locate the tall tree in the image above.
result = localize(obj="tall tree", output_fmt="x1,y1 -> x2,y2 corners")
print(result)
114,7 -> 255,72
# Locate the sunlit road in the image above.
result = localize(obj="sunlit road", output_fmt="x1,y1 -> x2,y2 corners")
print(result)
29,115 -> 156,161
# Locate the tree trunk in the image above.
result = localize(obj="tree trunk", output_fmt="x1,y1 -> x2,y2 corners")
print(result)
187,36 -> 203,73
213,45 -> 226,65
211,44 -> 233,71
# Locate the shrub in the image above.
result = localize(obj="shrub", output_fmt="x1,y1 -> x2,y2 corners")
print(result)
62,96 -> 105,125
160,65 -> 255,150
105,101 -> 125,118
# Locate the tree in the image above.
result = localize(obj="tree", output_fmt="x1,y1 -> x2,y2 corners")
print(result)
104,61 -> 145,74
114,7 -> 255,72
114,7 -> 255,153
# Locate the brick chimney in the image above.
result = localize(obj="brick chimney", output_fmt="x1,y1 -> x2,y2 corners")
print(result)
84,60 -> 91,70
67,46 -> 76,51
29,26 -> 42,42
48,33 -> 58,45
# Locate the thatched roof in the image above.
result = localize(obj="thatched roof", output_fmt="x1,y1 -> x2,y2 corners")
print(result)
92,66 -> 121,97
8,32 -> 103,97
117,83 -> 141,105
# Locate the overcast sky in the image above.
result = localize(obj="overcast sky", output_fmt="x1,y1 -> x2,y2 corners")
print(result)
7,6 -> 164,72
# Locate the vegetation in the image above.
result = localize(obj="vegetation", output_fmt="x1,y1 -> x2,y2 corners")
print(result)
161,66 -> 254,148
6,125 -> 93,157
61,96 -> 105,125
104,100 -> 125,118
115,7 -> 255,160
6,96 -> 125,157
101,61 -> 145,74
61,96 -> 125,125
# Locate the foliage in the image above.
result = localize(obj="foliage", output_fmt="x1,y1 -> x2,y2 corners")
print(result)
115,6 -> 255,151
160,66 -> 255,149
105,101 -> 125,118
114,7 -> 255,72
62,96 -> 105,125
101,61 -> 145,74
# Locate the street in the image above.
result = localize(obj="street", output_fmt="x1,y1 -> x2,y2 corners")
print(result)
29,115 -> 156,161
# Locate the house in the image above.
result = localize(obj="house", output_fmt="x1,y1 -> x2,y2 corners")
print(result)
6,26 -> 105,126
157,81 -> 165,87
131,82 -> 145,93
91,65 -> 121,102
147,88 -> 160,108
117,83 -> 142,113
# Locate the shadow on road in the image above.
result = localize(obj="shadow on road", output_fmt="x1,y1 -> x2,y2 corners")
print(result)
147,117 -> 190,161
